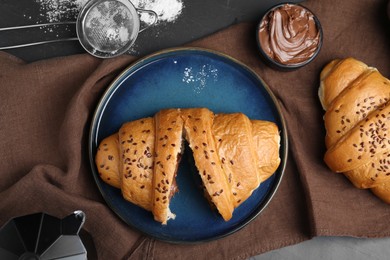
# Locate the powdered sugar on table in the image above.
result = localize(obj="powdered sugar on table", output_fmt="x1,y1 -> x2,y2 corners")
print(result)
23,0 -> 185,54
34,0 -> 184,24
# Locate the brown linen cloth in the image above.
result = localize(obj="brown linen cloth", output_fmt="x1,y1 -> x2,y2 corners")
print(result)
1,0 -> 390,259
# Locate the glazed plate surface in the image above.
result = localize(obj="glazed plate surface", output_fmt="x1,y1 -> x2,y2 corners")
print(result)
89,48 -> 287,243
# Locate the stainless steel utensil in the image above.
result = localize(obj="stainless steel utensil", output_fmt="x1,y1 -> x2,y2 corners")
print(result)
0,0 -> 157,58
0,210 -> 87,259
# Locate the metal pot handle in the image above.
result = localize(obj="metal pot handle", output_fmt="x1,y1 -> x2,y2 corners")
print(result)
62,210 -> 86,235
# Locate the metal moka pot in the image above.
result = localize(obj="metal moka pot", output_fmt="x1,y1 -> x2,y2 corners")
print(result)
0,210 -> 87,260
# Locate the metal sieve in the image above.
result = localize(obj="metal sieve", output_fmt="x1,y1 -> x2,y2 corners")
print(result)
0,0 -> 157,58
77,0 -> 157,58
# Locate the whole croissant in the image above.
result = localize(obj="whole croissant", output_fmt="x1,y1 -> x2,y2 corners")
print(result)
95,108 -> 281,224
319,57 -> 390,203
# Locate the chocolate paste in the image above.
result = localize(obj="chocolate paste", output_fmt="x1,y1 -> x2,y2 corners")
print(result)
259,4 -> 320,65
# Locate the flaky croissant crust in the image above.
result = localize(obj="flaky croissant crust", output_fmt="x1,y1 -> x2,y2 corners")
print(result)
95,108 -> 281,223
320,58 -> 390,203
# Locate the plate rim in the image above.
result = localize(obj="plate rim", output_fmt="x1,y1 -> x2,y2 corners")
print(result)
88,47 -> 289,244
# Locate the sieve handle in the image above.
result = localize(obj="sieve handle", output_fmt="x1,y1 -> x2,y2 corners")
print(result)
137,9 -> 158,33
0,38 -> 79,50
0,21 -> 76,32
0,21 -> 77,50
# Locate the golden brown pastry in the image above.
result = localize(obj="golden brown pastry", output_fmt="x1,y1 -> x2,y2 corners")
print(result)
320,57 -> 390,203
324,102 -> 390,172
212,113 -> 260,208
318,57 -> 368,110
95,108 -> 281,224
251,120 -> 281,183
152,109 -> 184,224
371,181 -> 390,203
182,108 -> 234,221
95,133 -> 121,189
342,151 -> 390,189
118,118 -> 155,211
323,68 -> 390,148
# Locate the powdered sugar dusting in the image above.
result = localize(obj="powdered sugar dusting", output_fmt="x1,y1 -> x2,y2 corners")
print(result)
132,0 -> 184,24
182,64 -> 219,94
25,0 -> 185,54
35,0 -> 88,23
33,0 -> 183,24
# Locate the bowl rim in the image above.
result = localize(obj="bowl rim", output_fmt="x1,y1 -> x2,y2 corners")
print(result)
256,2 -> 323,70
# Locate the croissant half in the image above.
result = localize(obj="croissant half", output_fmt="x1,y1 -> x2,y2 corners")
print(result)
320,57 -> 390,203
95,108 -> 281,224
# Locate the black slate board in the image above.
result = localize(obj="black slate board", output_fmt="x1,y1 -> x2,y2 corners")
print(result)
0,0 -> 302,62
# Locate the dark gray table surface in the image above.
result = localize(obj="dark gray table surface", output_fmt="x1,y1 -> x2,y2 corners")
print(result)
0,0 -> 299,62
1,1 -> 389,259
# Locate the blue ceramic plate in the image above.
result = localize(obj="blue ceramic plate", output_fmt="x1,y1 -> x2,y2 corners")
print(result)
89,47 -> 288,243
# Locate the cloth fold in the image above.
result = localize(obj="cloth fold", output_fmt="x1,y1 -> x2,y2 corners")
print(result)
1,0 -> 389,259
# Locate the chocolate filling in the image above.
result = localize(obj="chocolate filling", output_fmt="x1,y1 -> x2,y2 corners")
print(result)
168,152 -> 182,199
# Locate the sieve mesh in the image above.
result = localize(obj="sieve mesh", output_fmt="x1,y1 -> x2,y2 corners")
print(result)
83,0 -> 135,53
